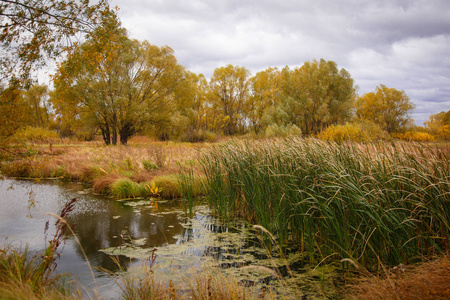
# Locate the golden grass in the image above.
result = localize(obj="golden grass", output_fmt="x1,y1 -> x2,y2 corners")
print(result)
347,256 -> 450,300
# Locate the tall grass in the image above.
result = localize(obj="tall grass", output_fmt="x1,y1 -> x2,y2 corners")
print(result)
200,138 -> 450,269
0,198 -> 81,299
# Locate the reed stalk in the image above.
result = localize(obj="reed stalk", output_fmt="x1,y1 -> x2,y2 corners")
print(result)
200,138 -> 450,269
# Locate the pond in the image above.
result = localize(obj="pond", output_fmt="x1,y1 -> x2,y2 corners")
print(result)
0,178 -> 343,299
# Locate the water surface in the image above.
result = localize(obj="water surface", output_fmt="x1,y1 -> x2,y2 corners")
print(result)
0,178 -> 342,299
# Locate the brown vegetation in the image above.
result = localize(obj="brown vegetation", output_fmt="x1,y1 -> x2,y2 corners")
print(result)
348,256 -> 450,300
0,139 -> 207,199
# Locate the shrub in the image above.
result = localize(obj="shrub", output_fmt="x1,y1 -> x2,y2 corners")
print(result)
318,122 -> 388,142
394,131 -> 435,142
265,124 -> 301,138
13,126 -> 59,144
180,128 -> 218,143
0,160 -> 32,177
75,130 -> 96,142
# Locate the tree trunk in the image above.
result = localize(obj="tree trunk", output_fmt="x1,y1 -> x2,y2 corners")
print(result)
112,113 -> 118,145
100,125 -> 111,145
119,122 -> 135,145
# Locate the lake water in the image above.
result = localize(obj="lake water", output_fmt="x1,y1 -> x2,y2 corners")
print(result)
0,178 -> 342,299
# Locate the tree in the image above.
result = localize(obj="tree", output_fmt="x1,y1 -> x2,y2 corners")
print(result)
270,59 -> 355,136
209,64 -> 250,135
0,0 -> 114,86
425,110 -> 450,140
0,83 -> 53,145
0,85 -> 27,142
246,67 -> 281,134
52,16 -> 187,145
171,71 -> 210,141
23,84 -> 51,128
356,84 -> 415,134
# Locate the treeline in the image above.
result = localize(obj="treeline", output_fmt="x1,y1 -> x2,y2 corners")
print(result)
1,14 -> 449,145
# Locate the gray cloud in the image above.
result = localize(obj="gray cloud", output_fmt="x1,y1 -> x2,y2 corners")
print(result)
112,0 -> 450,125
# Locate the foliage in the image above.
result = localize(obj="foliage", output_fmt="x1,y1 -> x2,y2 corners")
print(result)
209,64 -> 250,135
13,126 -> 59,144
171,72 -> 211,141
247,67 -> 281,134
0,86 -> 28,144
22,84 -> 52,128
0,0 -> 114,86
200,138 -> 450,269
394,130 -> 435,142
264,123 -> 302,138
318,122 -> 389,142
52,16 -> 188,145
425,110 -> 450,140
356,84 -> 415,134
277,59 -> 356,135
0,84 -> 55,144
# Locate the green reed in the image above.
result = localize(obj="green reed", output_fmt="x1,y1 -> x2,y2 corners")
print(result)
200,138 -> 450,268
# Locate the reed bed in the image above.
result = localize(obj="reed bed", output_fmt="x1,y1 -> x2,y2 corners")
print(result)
200,138 -> 450,269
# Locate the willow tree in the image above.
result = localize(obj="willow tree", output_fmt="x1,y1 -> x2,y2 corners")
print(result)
52,16 -> 187,145
246,67 -> 281,134
356,84 -> 415,134
425,110 -> 450,140
280,59 -> 356,135
209,64 -> 250,135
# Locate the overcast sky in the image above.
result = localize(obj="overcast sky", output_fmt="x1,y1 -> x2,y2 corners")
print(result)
111,0 -> 450,125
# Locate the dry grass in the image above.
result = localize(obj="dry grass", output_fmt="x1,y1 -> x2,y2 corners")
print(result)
112,256 -> 272,300
92,174 -> 124,194
0,140 -> 207,199
348,256 -> 450,300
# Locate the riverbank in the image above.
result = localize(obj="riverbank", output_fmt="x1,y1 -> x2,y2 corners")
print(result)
0,137 -> 207,200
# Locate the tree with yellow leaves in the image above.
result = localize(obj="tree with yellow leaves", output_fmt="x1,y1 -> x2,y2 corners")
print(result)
209,65 -> 250,135
356,84 -> 415,134
52,15 -> 187,145
425,110 -> 450,140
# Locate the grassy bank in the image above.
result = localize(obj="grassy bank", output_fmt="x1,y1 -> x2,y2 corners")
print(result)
0,139 -> 206,200
200,138 -> 450,269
